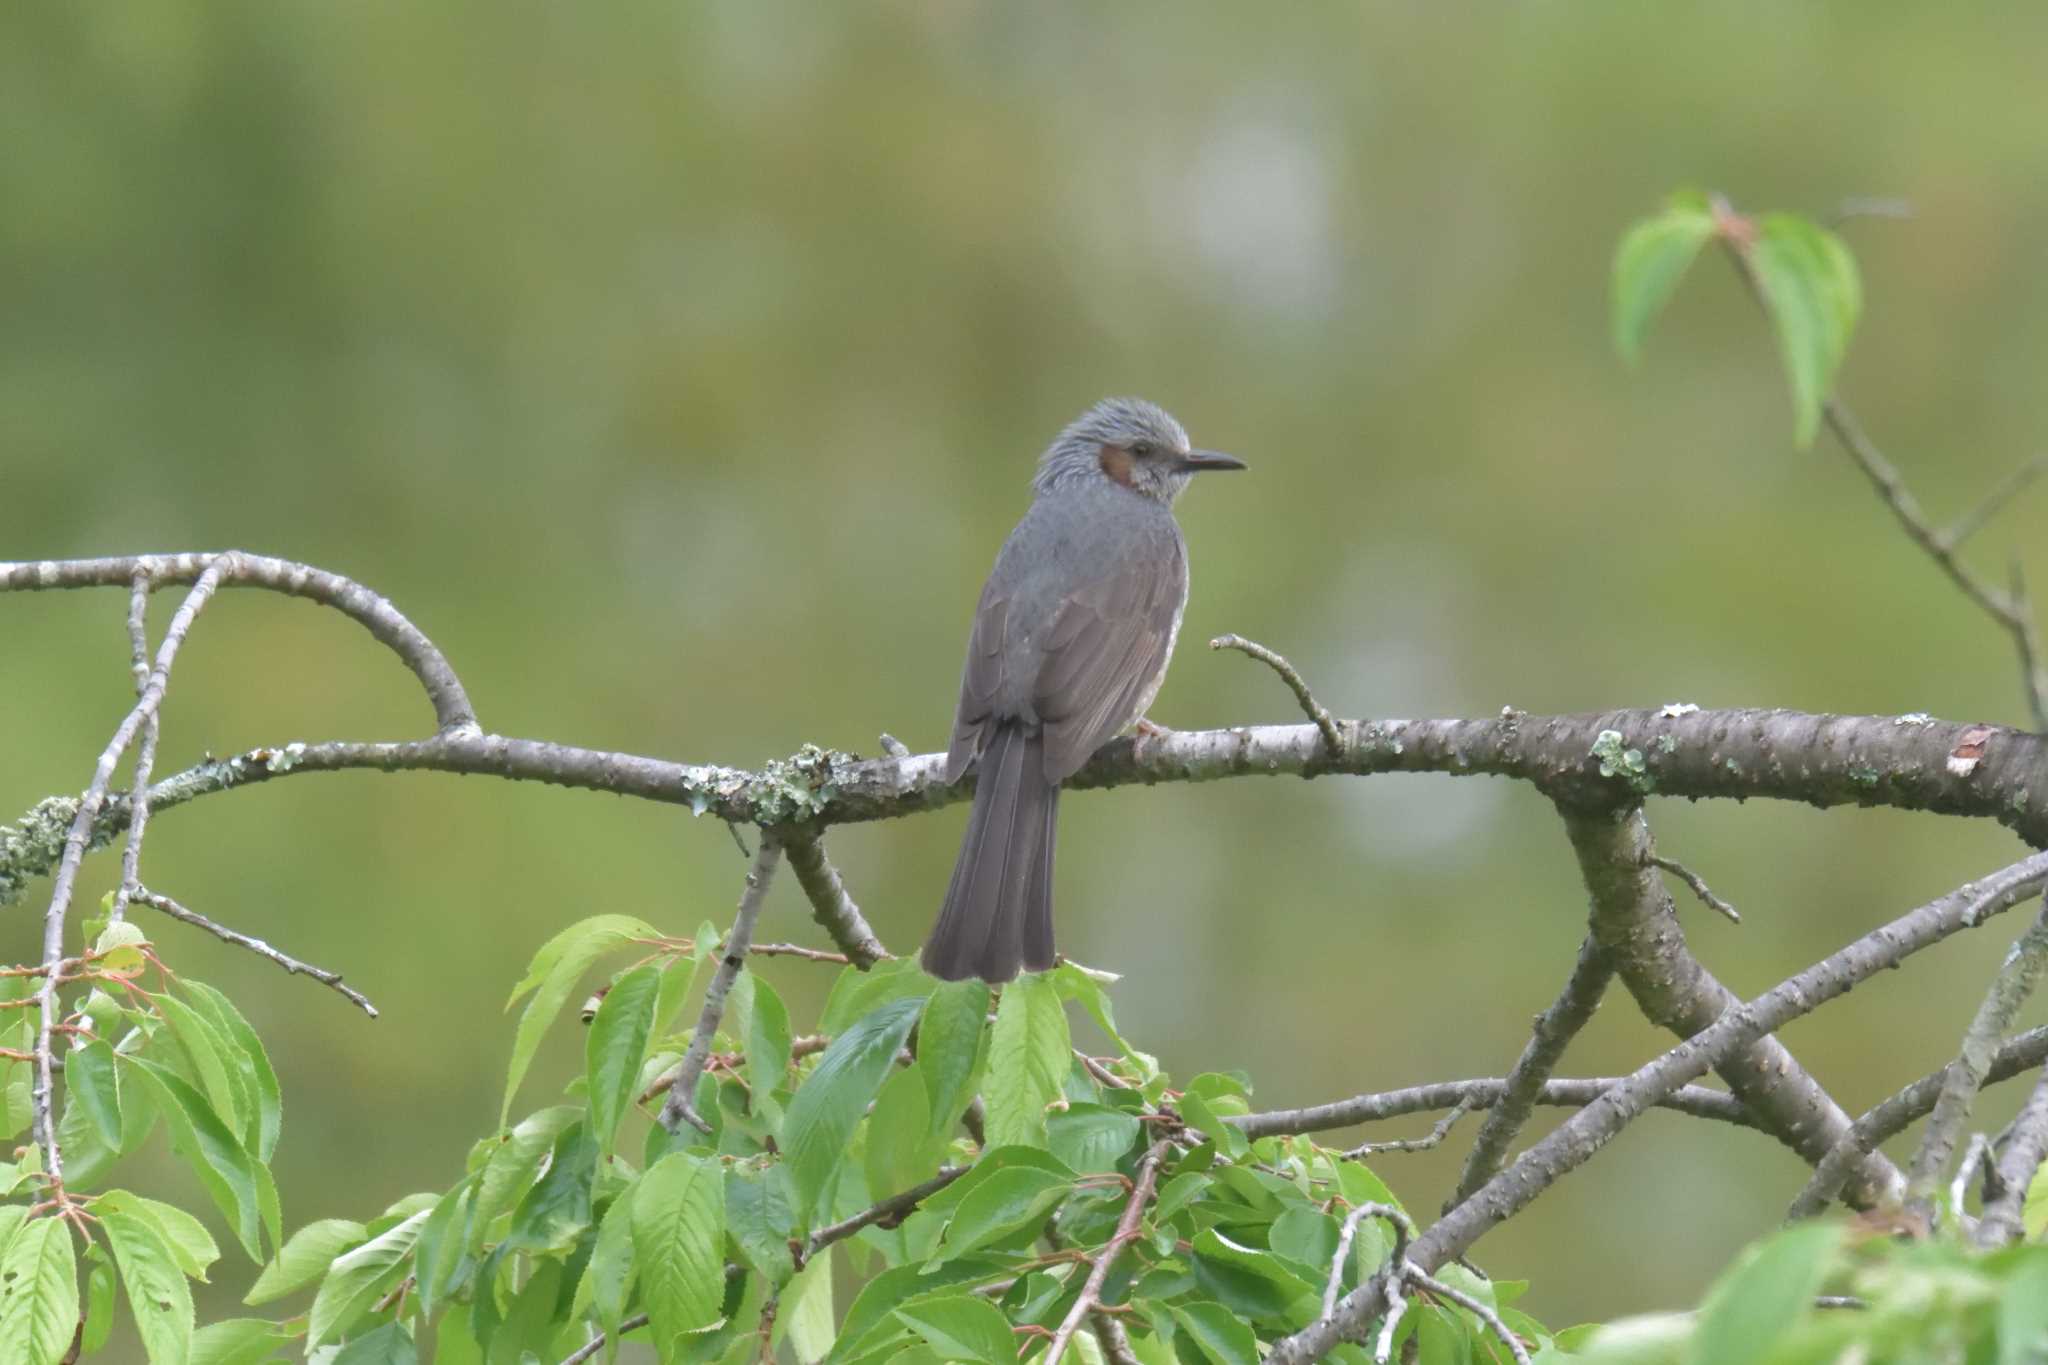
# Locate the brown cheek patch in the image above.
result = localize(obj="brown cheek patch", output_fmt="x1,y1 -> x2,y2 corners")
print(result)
1098,443 -> 1136,487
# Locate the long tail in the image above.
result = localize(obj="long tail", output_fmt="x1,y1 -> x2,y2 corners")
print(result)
921,725 -> 1059,983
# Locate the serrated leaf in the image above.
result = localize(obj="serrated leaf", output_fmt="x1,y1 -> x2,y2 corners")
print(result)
916,979 -> 988,1141
68,1037 -> 122,1150
505,1119 -> 595,1254
632,1152 -> 728,1349
746,975 -> 793,1104
985,973 -> 1068,1149
1690,1221 -> 1841,1365
1611,201 -> 1716,365
1052,961 -> 1140,1062
470,1105 -> 580,1249
502,915 -> 663,1125
105,1209 -> 191,1365
825,1259 -> 1014,1365
588,964 -> 661,1160
572,1183 -> 638,1359
866,1065 -> 937,1203
414,1177 -> 477,1321
82,1255 -> 113,1354
334,1322 -> 418,1365
97,1190 -> 220,1281
181,982 -> 283,1162
783,995 -> 926,1222
307,1209 -> 429,1349
896,1293 -> 1018,1364
191,1317 -> 293,1365
156,993 -> 249,1141
726,1166 -> 796,1289
94,920 -> 149,977
0,1216 -> 78,1365
782,1253 -> 837,1363
936,1166 -> 1073,1261
1047,1104 -> 1141,1174
819,958 -> 934,1035
125,1057 -> 268,1260
1192,1228 -> 1318,1325
245,1217 -> 364,1305
1170,1302 -> 1259,1365
1751,213 -> 1861,446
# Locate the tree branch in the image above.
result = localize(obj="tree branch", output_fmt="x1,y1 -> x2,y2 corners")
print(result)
1044,1141 -> 1171,1365
109,569 -> 157,926
1975,1065 -> 2048,1246
800,1164 -> 967,1263
1210,634 -> 1344,757
661,838 -> 784,1133
781,830 -> 889,968
132,888 -> 376,1016
1237,1076 -> 1764,1141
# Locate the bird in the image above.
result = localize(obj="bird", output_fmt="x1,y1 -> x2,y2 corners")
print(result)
921,398 -> 1246,983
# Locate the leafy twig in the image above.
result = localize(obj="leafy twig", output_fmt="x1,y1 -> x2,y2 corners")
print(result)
661,837 -> 784,1133
1044,1141 -> 1172,1365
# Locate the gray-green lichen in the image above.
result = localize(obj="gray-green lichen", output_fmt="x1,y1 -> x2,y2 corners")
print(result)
1655,735 -> 1678,755
1591,730 -> 1655,795
0,795 -> 81,907
683,743 -> 853,825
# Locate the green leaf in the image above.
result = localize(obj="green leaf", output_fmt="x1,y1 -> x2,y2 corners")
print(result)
157,992 -> 250,1140
470,1105 -> 580,1249
746,974 -> 793,1104
935,1166 -> 1073,1260
180,982 -> 284,1162
1169,1302 -> 1259,1365
67,1037 -> 122,1150
124,1057 -> 269,1260
1690,1221 -> 1841,1365
415,1176 -> 478,1320
866,1065 -> 937,1203
307,1208 -> 429,1349
1611,197 -> 1716,365
783,995 -> 926,1222
94,919 -> 150,977
2001,1257 -> 2048,1365
505,1120 -> 596,1253
2027,1158 -> 2048,1240
1047,1103 -> 1141,1174
191,1317 -> 292,1365
826,1259 -> 1014,1365
820,957 -> 934,1035
726,1166 -> 796,1289
1191,1228 -> 1319,1325
244,1217 -> 366,1305
1750,213 -> 1861,446
502,914 -> 664,1125
631,1151 -> 728,1349
97,1190 -> 220,1281
782,1254 -> 837,1363
985,973 -> 1068,1149
82,1255 -> 113,1354
334,1322 -> 419,1365
105,1209 -> 191,1365
895,1293 -> 1019,1364
587,964 -> 661,1160
1178,1092 -> 1248,1161
572,1183 -> 638,1359
0,1216 -> 78,1365
917,979 -> 989,1141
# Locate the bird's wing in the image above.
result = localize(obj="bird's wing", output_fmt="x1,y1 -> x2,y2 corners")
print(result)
946,588 -> 1006,782
1033,535 -> 1186,783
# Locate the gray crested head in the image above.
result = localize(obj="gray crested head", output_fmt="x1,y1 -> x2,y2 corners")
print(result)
1031,397 -> 1245,504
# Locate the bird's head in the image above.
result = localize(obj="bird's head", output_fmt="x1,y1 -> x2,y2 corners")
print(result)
1033,397 -> 1246,503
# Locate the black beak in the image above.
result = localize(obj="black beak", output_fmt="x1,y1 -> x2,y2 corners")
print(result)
1174,448 -> 1247,473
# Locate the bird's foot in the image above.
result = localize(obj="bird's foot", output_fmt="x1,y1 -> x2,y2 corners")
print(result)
1133,716 -> 1173,758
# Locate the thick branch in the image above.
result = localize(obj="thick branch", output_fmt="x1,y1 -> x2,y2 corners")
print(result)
1975,1066 -> 2048,1246
8,707 -> 2046,908
1269,850 -> 2048,1363
782,831 -> 889,968
1559,805 -> 1899,1207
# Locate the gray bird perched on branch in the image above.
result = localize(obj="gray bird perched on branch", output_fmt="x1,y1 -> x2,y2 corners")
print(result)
922,398 -> 1246,983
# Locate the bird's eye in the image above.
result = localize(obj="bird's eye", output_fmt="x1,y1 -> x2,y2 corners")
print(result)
1128,440 -> 1154,458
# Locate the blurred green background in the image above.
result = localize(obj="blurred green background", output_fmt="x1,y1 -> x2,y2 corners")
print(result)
7,0 -> 2048,1331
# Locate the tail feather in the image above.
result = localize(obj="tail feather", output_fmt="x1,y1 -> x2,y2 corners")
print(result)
922,726 -> 1060,982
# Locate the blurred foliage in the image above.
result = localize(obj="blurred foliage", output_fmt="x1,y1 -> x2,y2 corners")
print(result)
7,0 -> 2048,1331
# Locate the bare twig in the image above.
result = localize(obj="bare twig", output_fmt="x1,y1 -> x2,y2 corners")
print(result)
132,889 -> 377,1017
32,555 -> 234,1182
1449,936 -> 1615,1209
1976,1064 -> 2048,1247
1648,854 -> 1741,924
1826,197 -> 1912,226
801,1165 -> 967,1262
1904,897 -> 2048,1217
661,838 -> 784,1133
1270,850 -> 2048,1364
781,831 -> 889,968
1947,453 -> 2048,549
110,569 -> 157,925
1325,1202 -> 1411,1322
560,1312 -> 650,1365
1237,1075 -> 1761,1142
1949,1133 -> 1990,1232
1346,1097 -> 1475,1159
1406,1263 -> 1530,1365
1210,634 -> 1345,758
1045,1141 -> 1171,1365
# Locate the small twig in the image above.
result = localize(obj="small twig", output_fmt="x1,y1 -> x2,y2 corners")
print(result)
1239,1075 -> 1760,1141
131,889 -> 377,1017
801,1165 -> 967,1263
1449,936 -> 1616,1209
1406,1262 -> 1531,1365
1044,1141 -> 1172,1365
1091,1312 -> 1143,1365
1346,1098 -> 1474,1158
1325,1202 -> 1411,1322
878,733 -> 910,759
781,831 -> 889,968
1210,634 -> 1345,758
1076,1051 -> 1131,1091
559,1312 -> 650,1365
747,942 -> 850,964
110,569 -> 158,925
1647,855 -> 1741,924
1976,1063 -> 2048,1247
661,837 -> 784,1133
724,822 -> 752,859
1905,897 -> 2048,1217
1946,453 -> 2048,549
1949,1133 -> 1990,1232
